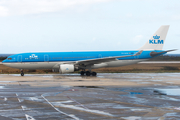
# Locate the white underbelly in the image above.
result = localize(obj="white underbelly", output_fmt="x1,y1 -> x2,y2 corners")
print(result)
106,59 -> 147,67
3,59 -> 148,70
3,62 -> 59,69
88,59 -> 147,69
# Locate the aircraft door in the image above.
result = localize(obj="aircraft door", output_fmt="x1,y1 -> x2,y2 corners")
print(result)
17,55 -> 22,62
44,55 -> 49,62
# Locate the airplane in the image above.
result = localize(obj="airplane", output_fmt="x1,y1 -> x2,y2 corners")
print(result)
2,25 -> 176,76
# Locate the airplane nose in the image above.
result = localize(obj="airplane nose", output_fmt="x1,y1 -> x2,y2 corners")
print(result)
2,60 -> 5,63
2,60 -> 7,65
1,61 -> 11,67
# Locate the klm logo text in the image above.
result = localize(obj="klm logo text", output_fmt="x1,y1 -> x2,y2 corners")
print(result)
149,40 -> 164,44
149,35 -> 163,44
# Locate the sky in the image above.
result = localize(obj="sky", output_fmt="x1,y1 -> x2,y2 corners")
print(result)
0,0 -> 180,53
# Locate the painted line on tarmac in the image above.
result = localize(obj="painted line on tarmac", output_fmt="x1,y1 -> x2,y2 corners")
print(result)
16,93 -> 36,120
21,106 -> 27,111
18,98 -> 22,102
30,97 -> 34,101
57,90 -> 114,117
25,114 -> 36,120
54,89 -> 87,109
21,106 -> 25,110
67,96 -> 88,109
41,94 -> 80,120
16,93 -> 21,102
4,97 -> 7,101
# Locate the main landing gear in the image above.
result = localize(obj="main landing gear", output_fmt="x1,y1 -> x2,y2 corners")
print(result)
20,69 -> 24,76
80,71 -> 97,76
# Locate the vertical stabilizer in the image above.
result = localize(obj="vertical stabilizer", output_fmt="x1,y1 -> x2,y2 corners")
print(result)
138,25 -> 169,50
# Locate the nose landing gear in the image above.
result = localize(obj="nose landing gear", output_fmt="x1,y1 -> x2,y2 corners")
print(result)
20,69 -> 24,76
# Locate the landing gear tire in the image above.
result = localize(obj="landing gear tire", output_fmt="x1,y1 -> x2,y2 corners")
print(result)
86,71 -> 91,76
21,72 -> 24,76
80,71 -> 85,76
20,69 -> 24,76
91,72 -> 97,76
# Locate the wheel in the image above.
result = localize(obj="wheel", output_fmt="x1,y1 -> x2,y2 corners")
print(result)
21,73 -> 24,76
80,71 -> 85,76
92,72 -> 97,76
86,71 -> 91,76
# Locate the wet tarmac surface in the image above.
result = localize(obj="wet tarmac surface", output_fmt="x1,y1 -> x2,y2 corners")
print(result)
0,73 -> 180,120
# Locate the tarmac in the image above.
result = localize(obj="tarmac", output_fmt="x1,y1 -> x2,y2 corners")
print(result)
0,73 -> 180,120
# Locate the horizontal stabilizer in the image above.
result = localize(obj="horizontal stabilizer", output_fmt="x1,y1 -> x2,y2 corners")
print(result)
150,49 -> 177,57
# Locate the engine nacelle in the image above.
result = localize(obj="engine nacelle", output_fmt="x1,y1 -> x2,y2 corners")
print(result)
59,64 -> 75,74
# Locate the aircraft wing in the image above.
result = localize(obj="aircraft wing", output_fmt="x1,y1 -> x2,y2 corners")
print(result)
72,50 -> 143,66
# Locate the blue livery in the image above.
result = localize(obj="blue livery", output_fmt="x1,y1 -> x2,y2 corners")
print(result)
2,25 -> 174,76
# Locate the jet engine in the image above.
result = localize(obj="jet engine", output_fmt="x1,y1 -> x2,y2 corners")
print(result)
59,64 -> 75,74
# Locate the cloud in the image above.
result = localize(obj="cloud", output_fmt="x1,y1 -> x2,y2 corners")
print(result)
132,35 -> 143,44
117,42 -> 121,45
0,5 -> 8,16
92,37 -> 96,42
0,0 -> 113,16
171,15 -> 180,20
126,13 -> 132,18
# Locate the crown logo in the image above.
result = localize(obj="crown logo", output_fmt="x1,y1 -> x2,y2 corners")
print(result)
153,35 -> 160,39
29,54 -> 38,58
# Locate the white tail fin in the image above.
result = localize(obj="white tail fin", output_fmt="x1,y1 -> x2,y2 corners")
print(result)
138,25 -> 169,50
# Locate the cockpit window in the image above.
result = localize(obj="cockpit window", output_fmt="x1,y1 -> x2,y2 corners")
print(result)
7,58 -> 12,60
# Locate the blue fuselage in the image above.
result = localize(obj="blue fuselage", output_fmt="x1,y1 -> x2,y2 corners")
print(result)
2,50 -> 165,71
2,50 -> 163,63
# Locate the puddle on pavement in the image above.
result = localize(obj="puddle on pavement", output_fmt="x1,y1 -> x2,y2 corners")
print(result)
128,80 -> 143,82
0,86 -> 5,89
120,92 -> 144,98
166,82 -> 174,84
42,75 -> 53,78
122,116 -> 161,120
129,92 -> 143,95
161,96 -> 179,101
75,86 -> 103,88
138,82 -> 151,84
0,81 -> 16,83
164,112 -> 180,118
154,84 -> 162,86
122,116 -> 142,120
154,88 -> 180,96
151,79 -> 163,81
87,103 -> 132,109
